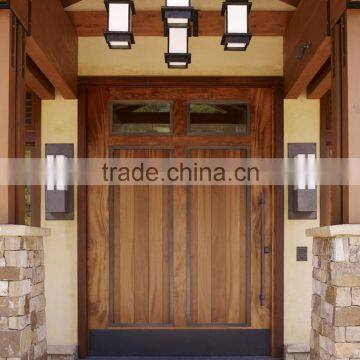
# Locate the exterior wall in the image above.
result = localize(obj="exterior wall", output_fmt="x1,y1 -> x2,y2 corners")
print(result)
41,34 -> 319,347
284,95 -> 320,344
41,94 -> 78,346
307,225 -> 360,359
78,37 -> 283,76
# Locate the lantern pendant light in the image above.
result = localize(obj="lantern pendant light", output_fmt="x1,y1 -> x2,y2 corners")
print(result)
162,0 -> 198,69
104,0 -> 136,49
162,0 -> 194,32
165,27 -> 191,69
221,0 -> 252,51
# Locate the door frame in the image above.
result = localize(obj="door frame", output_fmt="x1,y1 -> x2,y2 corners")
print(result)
77,76 -> 284,358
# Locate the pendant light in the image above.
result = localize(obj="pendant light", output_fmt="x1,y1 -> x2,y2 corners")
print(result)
221,0 -> 252,51
162,0 -> 198,68
165,27 -> 191,69
104,0 -> 136,49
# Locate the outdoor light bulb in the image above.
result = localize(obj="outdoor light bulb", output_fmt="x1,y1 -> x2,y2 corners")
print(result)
167,0 -> 190,5
108,3 -> 130,32
307,154 -> 316,190
227,4 -> 248,34
55,155 -> 68,192
46,155 -> 55,191
295,154 -> 306,191
227,42 -> 246,49
169,27 -> 188,53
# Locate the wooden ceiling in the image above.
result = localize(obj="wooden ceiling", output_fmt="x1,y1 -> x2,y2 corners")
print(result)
279,0 -> 300,6
62,0 -> 299,8
62,0 -> 81,7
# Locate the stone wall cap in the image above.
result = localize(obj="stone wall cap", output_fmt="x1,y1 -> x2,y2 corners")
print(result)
306,224 -> 360,238
47,344 -> 77,355
285,343 -> 310,353
0,225 -> 51,237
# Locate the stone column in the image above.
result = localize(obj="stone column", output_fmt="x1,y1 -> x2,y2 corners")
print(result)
307,225 -> 360,360
0,225 -> 50,360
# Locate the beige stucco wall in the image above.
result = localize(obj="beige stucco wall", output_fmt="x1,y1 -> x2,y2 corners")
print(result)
41,33 -> 319,348
41,94 -> 78,346
79,36 -> 283,76
284,95 -> 320,344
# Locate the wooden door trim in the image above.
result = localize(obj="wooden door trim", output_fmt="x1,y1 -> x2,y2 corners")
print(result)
78,84 -> 88,358
273,84 -> 285,358
77,76 -> 284,358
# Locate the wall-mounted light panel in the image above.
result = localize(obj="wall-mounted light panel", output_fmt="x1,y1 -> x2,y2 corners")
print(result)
45,144 -> 74,221
288,143 -> 317,220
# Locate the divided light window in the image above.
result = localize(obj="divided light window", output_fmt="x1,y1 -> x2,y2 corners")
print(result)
111,101 -> 172,135
188,102 -> 250,135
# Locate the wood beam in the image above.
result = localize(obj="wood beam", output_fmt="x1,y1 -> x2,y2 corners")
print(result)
284,0 -> 331,98
0,0 -> 30,30
0,10 -> 13,224
26,57 -> 55,100
0,9 -> 27,224
68,10 -> 293,37
10,0 -> 30,31
307,59 -> 332,99
279,0 -> 300,6
27,0 -> 78,99
62,0 -> 81,7
330,0 -> 360,28
339,9 -> 360,223
330,0 -> 347,28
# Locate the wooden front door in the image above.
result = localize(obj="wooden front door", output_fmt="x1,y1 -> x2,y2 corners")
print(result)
81,77 -> 283,357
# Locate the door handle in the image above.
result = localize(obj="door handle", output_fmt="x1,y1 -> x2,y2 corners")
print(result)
259,192 -> 270,307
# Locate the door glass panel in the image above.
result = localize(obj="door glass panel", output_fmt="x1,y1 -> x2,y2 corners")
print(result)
188,102 -> 249,135
111,102 -> 172,134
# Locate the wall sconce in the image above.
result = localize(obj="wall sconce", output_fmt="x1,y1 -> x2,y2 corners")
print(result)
165,27 -> 191,69
288,143 -> 317,220
45,144 -> 74,221
221,0 -> 252,51
162,0 -> 198,69
104,0 -> 135,49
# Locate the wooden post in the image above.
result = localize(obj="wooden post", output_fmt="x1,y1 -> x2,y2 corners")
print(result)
332,8 -> 360,223
0,8 -> 26,224
342,9 -> 360,223
0,10 -> 14,224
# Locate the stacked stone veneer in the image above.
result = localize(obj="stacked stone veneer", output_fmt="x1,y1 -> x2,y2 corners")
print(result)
307,225 -> 360,360
0,225 -> 50,360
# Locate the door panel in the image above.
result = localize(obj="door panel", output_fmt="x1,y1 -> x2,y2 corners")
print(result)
84,80 -> 282,356
188,148 -> 249,326
111,148 -> 172,326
